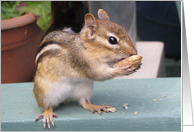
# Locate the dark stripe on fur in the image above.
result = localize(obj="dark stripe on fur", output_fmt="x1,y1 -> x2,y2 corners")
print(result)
36,49 -> 60,65
35,41 -> 62,57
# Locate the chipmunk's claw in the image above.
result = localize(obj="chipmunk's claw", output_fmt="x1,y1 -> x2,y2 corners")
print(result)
91,104 -> 117,115
82,102 -> 117,115
35,108 -> 57,130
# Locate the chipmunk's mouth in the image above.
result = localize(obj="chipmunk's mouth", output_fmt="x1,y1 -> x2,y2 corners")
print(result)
116,54 -> 133,62
113,54 -> 134,65
117,58 -> 125,62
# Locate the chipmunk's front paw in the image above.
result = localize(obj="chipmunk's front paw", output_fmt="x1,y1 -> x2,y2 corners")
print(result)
113,55 -> 142,75
35,108 -> 58,130
114,65 -> 136,75
116,61 -> 142,75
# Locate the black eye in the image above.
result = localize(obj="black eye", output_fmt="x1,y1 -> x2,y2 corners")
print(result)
108,36 -> 118,44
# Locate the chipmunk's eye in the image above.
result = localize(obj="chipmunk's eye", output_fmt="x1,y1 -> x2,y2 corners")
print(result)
108,36 -> 118,44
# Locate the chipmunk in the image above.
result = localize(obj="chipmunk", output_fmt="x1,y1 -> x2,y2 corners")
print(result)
34,9 -> 139,130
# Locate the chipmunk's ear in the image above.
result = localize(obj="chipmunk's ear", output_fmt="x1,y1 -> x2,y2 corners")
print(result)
85,13 -> 98,27
85,13 -> 98,36
98,9 -> 110,20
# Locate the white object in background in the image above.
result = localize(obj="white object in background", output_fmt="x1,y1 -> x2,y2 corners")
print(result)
114,41 -> 165,79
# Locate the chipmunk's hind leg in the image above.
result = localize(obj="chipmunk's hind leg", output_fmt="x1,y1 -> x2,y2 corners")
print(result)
80,98 -> 117,115
35,107 -> 58,130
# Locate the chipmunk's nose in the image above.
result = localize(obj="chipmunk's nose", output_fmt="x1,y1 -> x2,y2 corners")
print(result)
122,46 -> 137,58
129,47 -> 137,57
127,39 -> 137,56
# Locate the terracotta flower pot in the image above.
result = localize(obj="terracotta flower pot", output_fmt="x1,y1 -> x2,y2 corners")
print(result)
1,13 -> 44,83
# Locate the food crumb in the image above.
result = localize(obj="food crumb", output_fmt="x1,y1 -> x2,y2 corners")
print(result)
134,112 -> 138,115
152,99 -> 156,101
162,95 -> 166,98
123,103 -> 129,109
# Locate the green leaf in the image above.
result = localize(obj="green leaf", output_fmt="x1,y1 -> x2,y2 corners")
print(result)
1,13 -> 9,20
20,1 -> 51,31
1,1 -> 21,20
1,1 -> 51,31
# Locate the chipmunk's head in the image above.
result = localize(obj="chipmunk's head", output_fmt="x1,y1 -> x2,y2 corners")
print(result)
80,9 -> 137,63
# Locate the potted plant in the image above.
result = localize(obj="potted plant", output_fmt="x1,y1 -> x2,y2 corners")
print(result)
1,1 -> 51,83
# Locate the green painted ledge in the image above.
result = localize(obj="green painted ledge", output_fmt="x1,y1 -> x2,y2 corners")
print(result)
1,78 -> 181,131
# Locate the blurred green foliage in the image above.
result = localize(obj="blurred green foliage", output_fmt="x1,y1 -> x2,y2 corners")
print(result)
1,1 -> 51,31
1,1 -> 21,19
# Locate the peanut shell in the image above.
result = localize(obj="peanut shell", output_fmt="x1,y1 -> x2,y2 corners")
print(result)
113,55 -> 142,68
